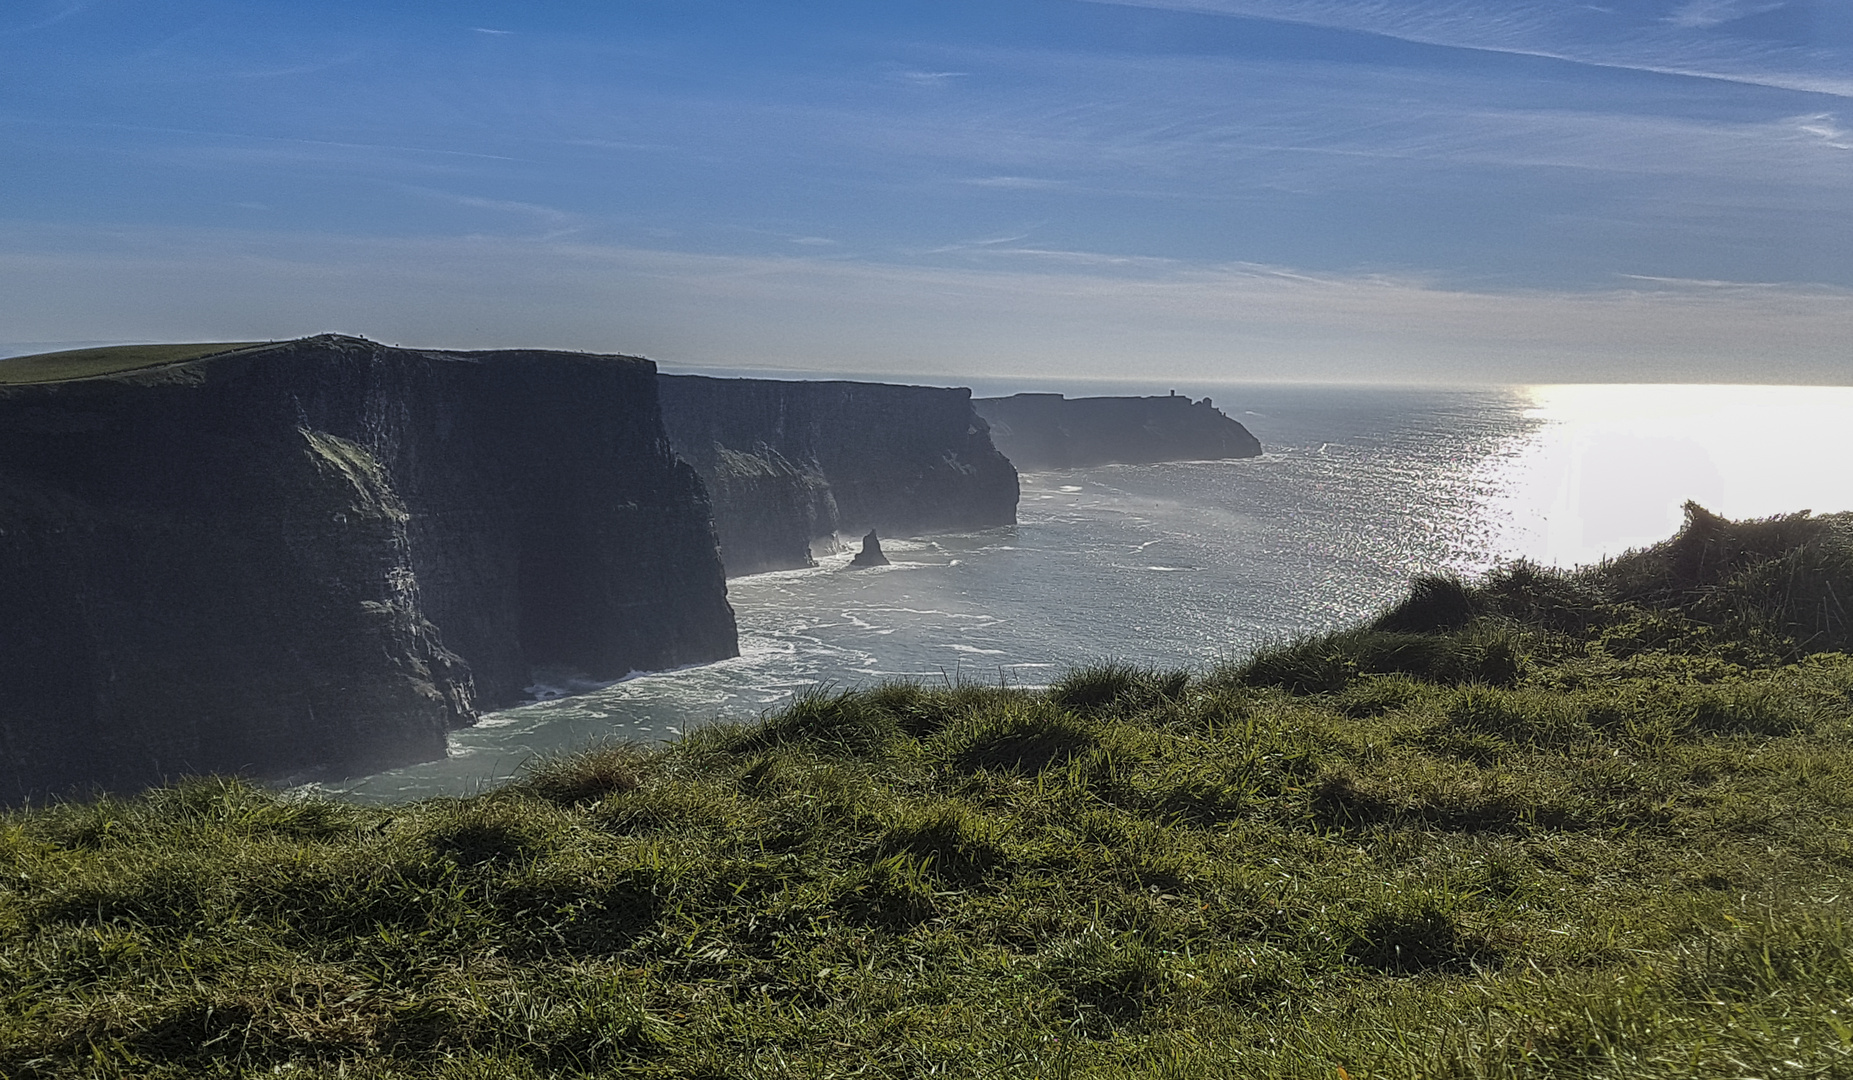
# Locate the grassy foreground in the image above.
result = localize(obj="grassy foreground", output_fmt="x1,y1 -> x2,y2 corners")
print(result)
6,505 -> 1853,1078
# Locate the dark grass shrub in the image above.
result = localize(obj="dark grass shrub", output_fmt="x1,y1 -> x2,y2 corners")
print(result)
30,798 -> 135,851
1476,848 -> 1535,900
1148,772 -> 1256,827
381,996 -> 466,1055
1473,559 -> 1608,633
170,785 -> 355,840
835,851 -> 937,926
34,780 -> 356,849
1035,929 -> 1170,1024
1686,682 -> 1812,736
1337,674 -> 1429,718
1445,686 -> 1593,748
1343,894 -> 1491,975
26,862 -> 212,931
1598,504 -> 1853,655
946,704 -> 1095,775
877,801 -> 1008,884
1308,772 -> 1396,829
1183,945 -> 1305,1007
1235,626 -> 1523,694
733,753 -> 795,797
417,800 -> 556,867
1062,742 -> 1148,806
1372,573 -> 1475,633
1679,909 -> 1853,999
1595,611 -> 1727,661
592,782 -> 743,836
496,861 -> 670,954
733,685 -> 899,754
90,992 -> 269,1069
1420,727 -> 1513,765
1565,679 -> 1816,743
241,852 -> 465,940
1308,772 -> 1380,828
1309,766 -> 1573,833
1604,503 -> 1822,600
860,680 -> 944,737
1231,634 -> 1360,694
513,745 -> 643,806
1050,663 -> 1189,717
856,681 -> 1028,739
516,979 -> 675,1068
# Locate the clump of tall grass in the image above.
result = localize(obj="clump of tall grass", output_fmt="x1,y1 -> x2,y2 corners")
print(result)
511,744 -> 644,806
1049,662 -> 1190,716
1230,624 -> 1522,693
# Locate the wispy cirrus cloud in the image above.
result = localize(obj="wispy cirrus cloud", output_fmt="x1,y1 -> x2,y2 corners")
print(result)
1081,0 -> 1853,97
1794,112 -> 1852,148
890,68 -> 970,85
1666,0 -> 1786,30
961,175 -> 1064,189
396,187 -> 588,239
2,0 -> 91,36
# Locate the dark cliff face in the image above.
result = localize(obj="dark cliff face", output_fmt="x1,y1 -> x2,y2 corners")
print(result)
973,393 -> 1263,471
657,375 -> 1020,576
0,336 -> 738,802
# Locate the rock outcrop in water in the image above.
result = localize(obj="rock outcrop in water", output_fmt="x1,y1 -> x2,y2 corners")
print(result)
849,530 -> 890,568
973,392 -> 1262,470
657,375 -> 1018,576
0,335 -> 738,803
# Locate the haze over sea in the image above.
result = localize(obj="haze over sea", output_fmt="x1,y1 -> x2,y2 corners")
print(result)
314,380 -> 1853,803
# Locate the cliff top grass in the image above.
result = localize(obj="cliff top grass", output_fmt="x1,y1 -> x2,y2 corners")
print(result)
0,342 -> 265,385
6,505 -> 1853,1078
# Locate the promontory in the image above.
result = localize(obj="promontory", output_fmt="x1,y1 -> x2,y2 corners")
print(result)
974,392 -> 1261,470
0,336 -> 740,803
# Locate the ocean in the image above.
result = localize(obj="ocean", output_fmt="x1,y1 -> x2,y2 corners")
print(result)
310,380 -> 1853,803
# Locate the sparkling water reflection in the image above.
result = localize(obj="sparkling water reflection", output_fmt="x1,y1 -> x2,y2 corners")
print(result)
1491,385 -> 1853,567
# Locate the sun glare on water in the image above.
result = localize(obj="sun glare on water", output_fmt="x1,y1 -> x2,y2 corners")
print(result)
1490,383 -> 1853,568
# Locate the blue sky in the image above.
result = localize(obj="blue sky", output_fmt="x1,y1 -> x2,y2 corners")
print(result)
1,0 -> 1848,382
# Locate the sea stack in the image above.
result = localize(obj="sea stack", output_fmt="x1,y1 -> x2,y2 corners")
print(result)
849,530 -> 890,568
657,374 -> 1018,576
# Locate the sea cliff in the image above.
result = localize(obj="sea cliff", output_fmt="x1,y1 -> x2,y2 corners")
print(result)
0,336 -> 738,802
974,392 -> 1262,470
658,375 -> 1019,576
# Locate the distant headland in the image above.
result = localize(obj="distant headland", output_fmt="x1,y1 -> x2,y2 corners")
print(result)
974,391 -> 1262,470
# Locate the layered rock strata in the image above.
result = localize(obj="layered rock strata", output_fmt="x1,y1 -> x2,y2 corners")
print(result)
0,336 -> 737,802
973,392 -> 1262,470
657,375 -> 1018,576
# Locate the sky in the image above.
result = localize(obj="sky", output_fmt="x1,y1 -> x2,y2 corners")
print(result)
1,0 -> 1848,383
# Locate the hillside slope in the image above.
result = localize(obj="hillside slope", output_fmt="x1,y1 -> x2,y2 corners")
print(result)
3,506 -> 1850,1076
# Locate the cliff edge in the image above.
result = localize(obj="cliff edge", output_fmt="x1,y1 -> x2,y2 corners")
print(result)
973,392 -> 1262,470
0,336 -> 738,802
658,375 -> 1019,576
